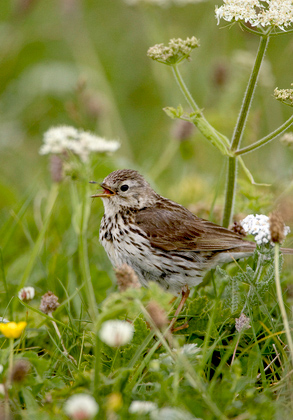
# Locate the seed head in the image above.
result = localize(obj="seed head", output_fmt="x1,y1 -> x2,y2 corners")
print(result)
146,301 -> 168,329
11,360 -> 30,383
39,291 -> 60,314
269,212 -> 287,244
235,313 -> 251,333
115,263 -> 141,292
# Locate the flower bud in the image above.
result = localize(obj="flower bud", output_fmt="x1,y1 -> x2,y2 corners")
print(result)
115,263 -> 141,292
39,291 -> 60,314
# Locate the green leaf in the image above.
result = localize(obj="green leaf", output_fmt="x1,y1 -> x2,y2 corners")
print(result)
132,316 -> 151,345
187,296 -> 209,316
163,105 -> 183,119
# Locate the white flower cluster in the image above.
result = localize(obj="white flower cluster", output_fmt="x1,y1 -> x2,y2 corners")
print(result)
40,126 -> 120,162
129,400 -> 158,414
18,287 -> 35,301
240,214 -> 290,246
147,37 -> 200,65
99,320 -> 134,347
215,0 -> 293,31
64,394 -> 99,420
274,85 -> 293,107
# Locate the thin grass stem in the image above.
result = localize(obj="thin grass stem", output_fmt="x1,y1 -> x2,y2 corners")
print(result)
274,243 -> 293,365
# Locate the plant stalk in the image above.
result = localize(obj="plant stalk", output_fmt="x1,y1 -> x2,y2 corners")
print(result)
172,64 -> 199,111
222,35 -> 270,227
274,243 -> 293,365
222,157 -> 237,227
235,114 -> 293,156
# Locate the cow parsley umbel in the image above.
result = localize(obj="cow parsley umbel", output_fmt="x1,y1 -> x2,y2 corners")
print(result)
147,37 -> 200,65
274,84 -> 293,107
40,125 -> 120,162
216,1 -> 293,32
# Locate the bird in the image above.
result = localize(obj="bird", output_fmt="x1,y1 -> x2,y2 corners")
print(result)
91,169 -> 259,296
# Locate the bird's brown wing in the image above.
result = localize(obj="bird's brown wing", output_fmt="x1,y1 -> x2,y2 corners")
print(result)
135,201 -> 255,252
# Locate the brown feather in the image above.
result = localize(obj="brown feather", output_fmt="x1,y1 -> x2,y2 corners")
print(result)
135,198 -> 256,253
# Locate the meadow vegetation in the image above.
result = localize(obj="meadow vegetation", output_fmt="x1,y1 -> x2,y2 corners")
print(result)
1,1 -> 293,419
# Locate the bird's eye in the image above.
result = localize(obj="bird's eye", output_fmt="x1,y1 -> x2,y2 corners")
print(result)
120,184 -> 129,192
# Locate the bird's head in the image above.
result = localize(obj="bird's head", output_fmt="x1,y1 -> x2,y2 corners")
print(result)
91,169 -> 157,212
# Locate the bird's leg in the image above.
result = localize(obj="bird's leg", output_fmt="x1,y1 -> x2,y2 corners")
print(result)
168,285 -> 190,332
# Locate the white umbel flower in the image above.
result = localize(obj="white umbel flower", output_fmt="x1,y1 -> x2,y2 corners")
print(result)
40,125 -> 120,162
99,320 -> 134,347
215,0 -> 293,31
18,287 -> 35,301
64,394 -> 99,420
240,214 -> 290,246
129,400 -> 158,414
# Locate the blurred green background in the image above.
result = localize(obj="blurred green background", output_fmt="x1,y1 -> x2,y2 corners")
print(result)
1,0 -> 293,303
1,0 -> 293,199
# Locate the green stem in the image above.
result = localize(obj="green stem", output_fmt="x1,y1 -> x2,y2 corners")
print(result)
222,157 -> 237,227
235,114 -> 293,155
172,64 -> 199,111
231,35 -> 270,151
78,183 -> 98,320
172,64 -> 230,155
13,183 -> 59,313
270,28 -> 293,37
222,35 -> 270,226
274,243 -> 293,365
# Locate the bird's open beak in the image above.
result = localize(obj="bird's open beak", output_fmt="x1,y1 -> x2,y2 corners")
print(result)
90,182 -> 116,198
